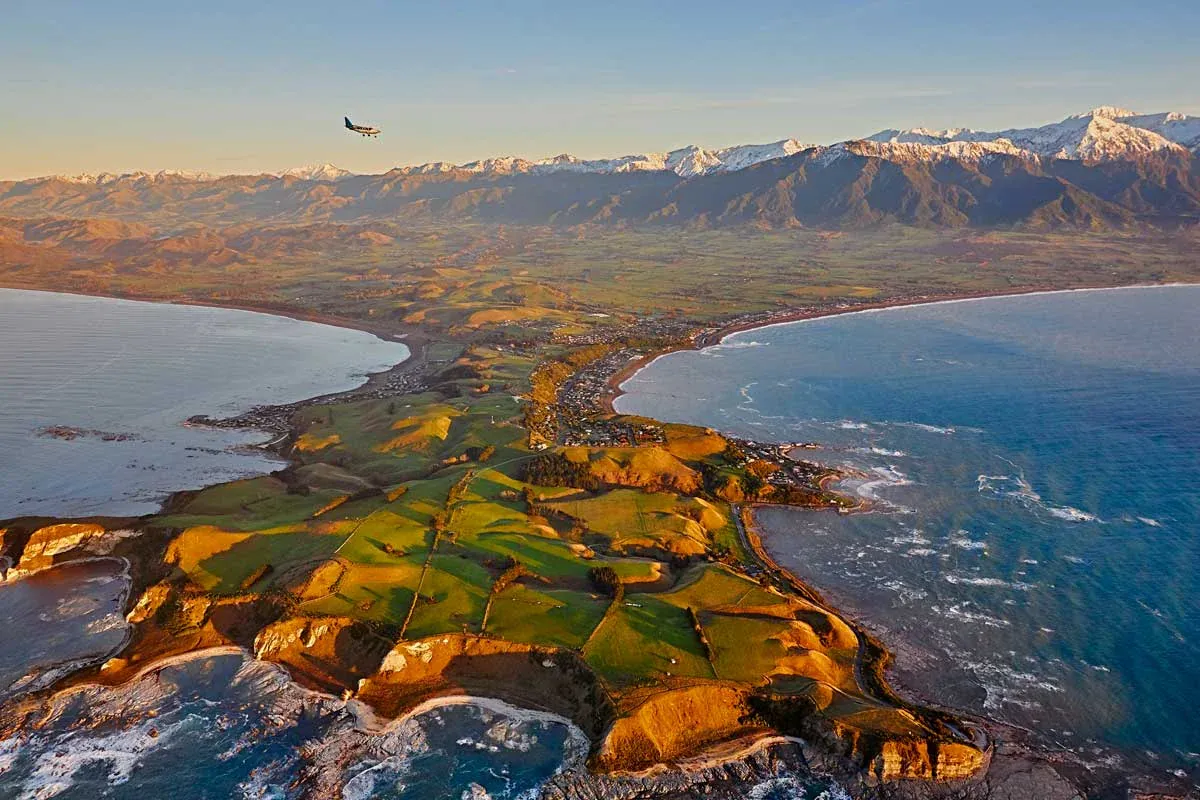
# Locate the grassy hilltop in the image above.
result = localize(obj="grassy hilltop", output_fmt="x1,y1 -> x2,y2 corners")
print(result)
3,223 -> 1199,779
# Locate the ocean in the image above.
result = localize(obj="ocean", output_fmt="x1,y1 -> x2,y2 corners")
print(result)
615,285 -> 1200,785
0,289 -> 409,518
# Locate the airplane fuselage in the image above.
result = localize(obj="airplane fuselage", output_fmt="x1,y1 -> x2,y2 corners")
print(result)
344,117 -> 380,137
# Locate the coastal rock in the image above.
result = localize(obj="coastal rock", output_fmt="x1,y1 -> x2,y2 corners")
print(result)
253,619 -> 309,659
177,594 -> 213,629
378,648 -> 408,673
541,740 -> 818,800
13,523 -> 106,574
868,739 -> 989,782
594,685 -> 760,771
355,635 -> 614,744
934,742 -> 990,781
126,582 -> 172,623
0,526 -> 12,570
252,616 -> 385,690
302,621 -> 331,648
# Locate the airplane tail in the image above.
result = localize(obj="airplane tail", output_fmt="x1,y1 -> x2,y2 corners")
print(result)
344,117 -> 353,129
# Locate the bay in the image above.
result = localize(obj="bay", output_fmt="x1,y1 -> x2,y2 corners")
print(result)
616,285 -> 1200,784
0,289 -> 409,518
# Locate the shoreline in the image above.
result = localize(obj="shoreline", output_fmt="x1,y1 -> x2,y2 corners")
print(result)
602,281 -> 1199,415
0,641 -> 813,792
745,506 -> 1195,796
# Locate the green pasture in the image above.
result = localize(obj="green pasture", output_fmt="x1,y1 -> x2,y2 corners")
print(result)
583,593 -> 715,685
485,584 -> 609,649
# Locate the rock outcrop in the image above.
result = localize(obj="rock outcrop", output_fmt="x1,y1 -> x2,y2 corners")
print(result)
871,739 -> 990,782
12,523 -> 106,575
594,685 -> 762,771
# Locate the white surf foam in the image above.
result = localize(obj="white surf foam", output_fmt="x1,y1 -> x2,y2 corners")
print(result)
978,463 -> 1100,523
944,574 -> 1034,591
949,530 -> 988,551
1047,505 -> 1101,523
14,714 -> 187,800
895,421 -> 957,435
933,603 -> 1013,628
881,579 -> 928,603
712,339 -> 769,351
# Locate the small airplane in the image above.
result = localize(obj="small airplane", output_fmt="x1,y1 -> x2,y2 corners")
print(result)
344,117 -> 381,137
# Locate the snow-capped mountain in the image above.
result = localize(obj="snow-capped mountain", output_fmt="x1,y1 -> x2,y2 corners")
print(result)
868,107 -> 1197,161
399,139 -> 816,178
17,106 -> 1199,189
277,163 -> 353,181
814,138 -> 1030,167
1119,111 -> 1200,150
6,108 -> 1200,231
44,169 -> 220,185
397,109 -> 1197,178
40,165 -> 353,185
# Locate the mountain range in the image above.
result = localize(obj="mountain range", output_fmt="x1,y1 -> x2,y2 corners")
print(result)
3,107 -> 1199,230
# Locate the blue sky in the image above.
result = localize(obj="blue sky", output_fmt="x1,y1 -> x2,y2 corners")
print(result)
3,0 -> 1198,179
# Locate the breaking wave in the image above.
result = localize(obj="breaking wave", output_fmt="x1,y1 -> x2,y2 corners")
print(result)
932,603 -> 1013,629
745,774 -> 852,800
713,339 -> 770,351
943,574 -> 1034,591
853,446 -> 908,458
892,421 -> 959,435
977,462 -> 1100,523
1046,506 -> 1101,523
949,531 -> 988,551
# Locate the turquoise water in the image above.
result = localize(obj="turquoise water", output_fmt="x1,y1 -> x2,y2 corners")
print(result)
0,288 -> 409,518
616,285 -> 1200,783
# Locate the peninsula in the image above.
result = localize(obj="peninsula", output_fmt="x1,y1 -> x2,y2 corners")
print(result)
3,221 -> 1199,798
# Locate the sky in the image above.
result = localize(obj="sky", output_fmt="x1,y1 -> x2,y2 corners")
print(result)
2,0 -> 1198,180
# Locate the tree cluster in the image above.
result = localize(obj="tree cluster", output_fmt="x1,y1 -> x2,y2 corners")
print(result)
522,452 -> 601,491
587,565 -> 622,597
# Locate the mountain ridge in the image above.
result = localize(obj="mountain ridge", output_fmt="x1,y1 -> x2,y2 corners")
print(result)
4,107 -> 1199,232
19,106 -> 1199,188
867,106 -> 1198,162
